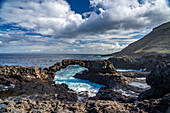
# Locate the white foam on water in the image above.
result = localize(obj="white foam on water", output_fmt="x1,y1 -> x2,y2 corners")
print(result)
54,65 -> 105,96
88,89 -> 98,97
136,77 -> 146,80
128,82 -> 150,89
117,69 -> 146,72
96,56 -> 110,60
114,89 -> 137,97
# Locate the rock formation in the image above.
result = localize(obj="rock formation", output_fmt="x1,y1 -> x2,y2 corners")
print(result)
45,59 -> 117,74
1,92 -> 169,113
108,56 -> 141,70
0,65 -> 77,99
108,54 -> 170,71
0,65 -> 52,85
138,61 -> 170,100
0,58 -> 170,112
44,59 -> 127,87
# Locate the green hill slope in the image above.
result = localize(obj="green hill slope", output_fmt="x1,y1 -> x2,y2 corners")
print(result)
108,21 -> 170,56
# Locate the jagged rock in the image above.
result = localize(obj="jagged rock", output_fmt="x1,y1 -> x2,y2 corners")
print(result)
109,54 -> 170,71
0,65 -> 73,97
46,59 -> 117,74
1,93 -> 170,113
108,56 -> 141,70
138,62 -> 170,100
0,65 -> 52,84
74,70 -> 126,87
146,62 -> 170,89
94,87 -> 130,102
120,71 -> 149,78
57,92 -> 78,101
46,59 -> 127,87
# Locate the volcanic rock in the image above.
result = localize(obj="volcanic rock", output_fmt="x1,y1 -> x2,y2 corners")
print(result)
138,62 -> 170,100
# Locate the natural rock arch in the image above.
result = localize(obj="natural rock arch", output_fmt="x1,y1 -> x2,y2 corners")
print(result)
44,60 -> 117,76
44,59 -> 127,87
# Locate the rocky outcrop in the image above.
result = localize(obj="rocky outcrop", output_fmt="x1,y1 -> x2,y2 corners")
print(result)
109,54 -> 170,71
1,92 -> 169,113
92,87 -> 136,103
0,59 -> 127,96
45,59 -> 127,87
74,70 -> 126,87
0,65 -> 53,85
0,66 -> 78,100
146,62 -> 170,90
45,59 -> 117,75
0,59 -> 170,112
138,62 -> 170,100
120,71 -> 149,78
108,56 -> 141,70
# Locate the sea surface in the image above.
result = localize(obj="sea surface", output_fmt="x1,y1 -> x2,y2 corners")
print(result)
0,53 -> 109,68
0,53 -> 109,95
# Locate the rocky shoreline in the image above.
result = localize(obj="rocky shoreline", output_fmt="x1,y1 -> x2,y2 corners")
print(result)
0,54 -> 170,112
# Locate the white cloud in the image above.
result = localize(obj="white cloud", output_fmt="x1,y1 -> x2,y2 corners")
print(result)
52,0 -> 170,40
0,41 -> 2,44
31,49 -> 41,52
1,0 -> 169,38
0,0 -> 84,35
0,0 -> 170,53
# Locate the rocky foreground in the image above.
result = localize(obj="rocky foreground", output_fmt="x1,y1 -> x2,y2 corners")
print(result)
0,55 -> 170,112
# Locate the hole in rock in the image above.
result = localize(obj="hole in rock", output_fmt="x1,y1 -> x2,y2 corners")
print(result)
53,65 -> 104,96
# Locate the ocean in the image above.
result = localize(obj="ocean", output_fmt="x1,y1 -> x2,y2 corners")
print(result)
0,53 -> 109,95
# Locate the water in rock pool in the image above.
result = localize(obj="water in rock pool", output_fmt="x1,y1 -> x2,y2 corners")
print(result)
54,65 -> 105,96
0,53 -> 148,96
0,53 -> 108,95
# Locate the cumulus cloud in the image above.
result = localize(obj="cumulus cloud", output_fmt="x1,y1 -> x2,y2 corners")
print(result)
0,0 -> 170,53
1,0 -> 169,38
69,0 -> 170,39
0,0 -> 83,35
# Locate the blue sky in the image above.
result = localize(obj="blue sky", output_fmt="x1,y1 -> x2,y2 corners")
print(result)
0,0 -> 170,54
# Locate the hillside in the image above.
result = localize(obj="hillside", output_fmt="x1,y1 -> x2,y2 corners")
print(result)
105,21 -> 170,56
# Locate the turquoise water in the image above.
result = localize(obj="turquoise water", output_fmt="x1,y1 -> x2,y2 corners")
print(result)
0,54 -> 109,95
53,65 -> 105,95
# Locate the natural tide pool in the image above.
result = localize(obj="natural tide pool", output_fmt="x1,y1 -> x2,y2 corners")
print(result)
53,65 -> 105,96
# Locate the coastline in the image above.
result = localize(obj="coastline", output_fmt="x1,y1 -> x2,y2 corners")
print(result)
0,54 -> 170,112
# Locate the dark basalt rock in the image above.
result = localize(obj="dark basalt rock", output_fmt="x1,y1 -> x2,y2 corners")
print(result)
109,54 -> 170,71
12,81 -> 69,95
46,59 -> 127,87
0,65 -> 53,84
1,93 -> 169,113
0,65 -> 75,98
108,56 -> 141,70
74,70 -> 126,87
57,92 -> 78,102
94,87 -> 132,103
46,59 -> 118,74
138,62 -> 170,100
120,71 -> 149,78
0,59 -> 125,99
130,93 -> 170,113
146,62 -> 170,89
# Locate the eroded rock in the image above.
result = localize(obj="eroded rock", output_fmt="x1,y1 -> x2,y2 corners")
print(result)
138,62 -> 170,100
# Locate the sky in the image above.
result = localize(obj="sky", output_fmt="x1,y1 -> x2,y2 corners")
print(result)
0,0 -> 170,54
